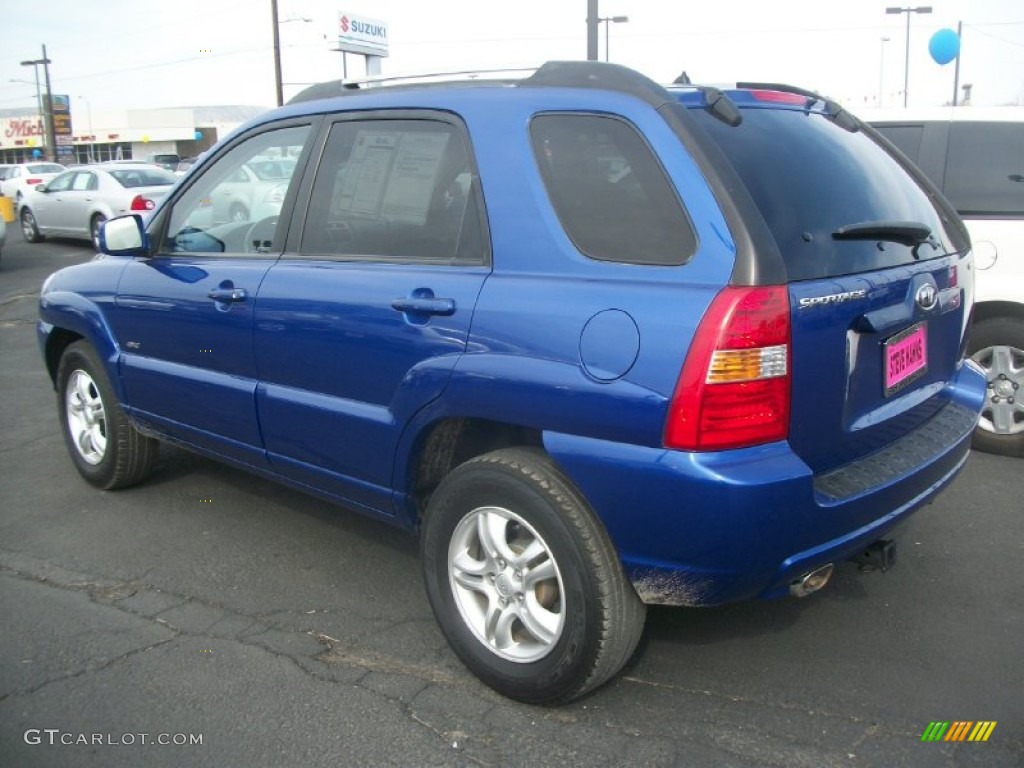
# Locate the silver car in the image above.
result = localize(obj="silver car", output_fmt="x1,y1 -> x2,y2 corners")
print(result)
210,157 -> 296,224
19,164 -> 177,249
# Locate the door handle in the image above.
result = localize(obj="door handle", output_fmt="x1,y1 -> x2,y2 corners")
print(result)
208,288 -> 248,303
391,297 -> 456,316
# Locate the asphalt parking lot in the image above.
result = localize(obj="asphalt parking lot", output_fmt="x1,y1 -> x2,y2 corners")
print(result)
1,230 -> 1021,767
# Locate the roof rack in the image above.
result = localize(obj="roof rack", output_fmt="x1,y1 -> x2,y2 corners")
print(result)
287,66 -> 537,104
341,65 -> 540,89
287,60 -> 678,108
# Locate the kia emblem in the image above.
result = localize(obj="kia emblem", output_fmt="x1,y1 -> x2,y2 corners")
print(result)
916,283 -> 938,311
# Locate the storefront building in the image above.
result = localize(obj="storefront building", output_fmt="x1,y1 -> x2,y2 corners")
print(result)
0,105 -> 265,166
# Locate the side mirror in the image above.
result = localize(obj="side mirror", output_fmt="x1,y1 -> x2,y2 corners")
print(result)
100,214 -> 149,256
35,183 -> 48,192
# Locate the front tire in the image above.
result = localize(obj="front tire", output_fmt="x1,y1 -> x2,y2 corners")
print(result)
968,317 -> 1024,457
421,448 -> 645,704
56,341 -> 158,489
229,203 -> 249,223
21,208 -> 43,243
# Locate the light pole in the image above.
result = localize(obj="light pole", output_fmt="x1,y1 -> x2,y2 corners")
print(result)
886,6 -> 932,107
77,95 -> 93,162
878,36 -> 890,107
598,15 -> 629,63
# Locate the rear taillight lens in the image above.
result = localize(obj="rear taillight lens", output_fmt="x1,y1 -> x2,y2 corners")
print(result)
26,177 -> 43,186
130,194 -> 155,211
748,90 -> 808,106
664,286 -> 791,451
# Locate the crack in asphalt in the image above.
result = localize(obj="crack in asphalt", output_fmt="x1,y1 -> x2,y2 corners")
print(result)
0,636 -> 177,705
0,556 -> 486,761
3,552 -> 1020,766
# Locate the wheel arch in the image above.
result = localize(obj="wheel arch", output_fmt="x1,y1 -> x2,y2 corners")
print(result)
403,416 -> 544,529
44,327 -> 85,388
973,300 -> 1024,327
40,293 -> 126,401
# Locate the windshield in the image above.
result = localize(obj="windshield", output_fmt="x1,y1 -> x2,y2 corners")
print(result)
687,105 -> 953,280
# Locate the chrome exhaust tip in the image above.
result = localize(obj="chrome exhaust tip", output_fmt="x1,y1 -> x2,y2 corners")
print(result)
790,563 -> 835,598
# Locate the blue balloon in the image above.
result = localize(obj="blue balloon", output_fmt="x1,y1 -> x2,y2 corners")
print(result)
929,28 -> 960,66
32,148 -> 42,158
194,130 -> 203,141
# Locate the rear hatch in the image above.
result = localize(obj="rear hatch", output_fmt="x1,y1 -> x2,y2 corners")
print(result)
681,90 -> 972,473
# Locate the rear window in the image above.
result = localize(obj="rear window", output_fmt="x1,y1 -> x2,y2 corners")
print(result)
530,114 -> 697,265
27,163 -> 65,174
108,168 -> 176,188
689,106 -> 950,280
944,122 -> 1024,216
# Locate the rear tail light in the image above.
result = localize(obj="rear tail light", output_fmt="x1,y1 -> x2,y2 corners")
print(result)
748,90 -> 808,106
263,184 -> 286,205
26,177 -> 43,186
664,286 -> 791,451
130,194 -> 156,211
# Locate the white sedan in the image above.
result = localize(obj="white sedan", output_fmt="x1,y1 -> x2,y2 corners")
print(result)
0,162 -> 66,204
19,164 -> 177,249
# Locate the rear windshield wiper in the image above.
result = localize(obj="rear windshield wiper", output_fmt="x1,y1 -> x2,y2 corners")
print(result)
832,220 -> 933,247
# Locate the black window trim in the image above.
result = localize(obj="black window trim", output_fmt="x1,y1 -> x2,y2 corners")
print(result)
528,109 -> 700,268
145,115 -> 324,262
284,108 -> 492,268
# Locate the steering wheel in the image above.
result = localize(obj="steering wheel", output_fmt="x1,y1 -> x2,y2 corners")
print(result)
244,216 -> 279,253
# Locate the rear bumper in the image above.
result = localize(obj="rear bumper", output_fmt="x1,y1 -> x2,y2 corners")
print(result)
544,360 -> 986,606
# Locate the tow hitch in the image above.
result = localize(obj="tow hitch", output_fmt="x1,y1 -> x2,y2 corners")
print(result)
849,539 -> 896,572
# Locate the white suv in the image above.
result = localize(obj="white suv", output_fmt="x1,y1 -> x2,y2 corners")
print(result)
865,107 -> 1024,456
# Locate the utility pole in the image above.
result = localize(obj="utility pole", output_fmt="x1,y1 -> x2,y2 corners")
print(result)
271,0 -> 284,106
41,45 -> 56,162
952,21 -> 963,106
20,50 -> 54,161
586,0 -> 599,61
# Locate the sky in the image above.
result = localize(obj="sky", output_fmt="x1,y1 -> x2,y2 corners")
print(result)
1,0 -> 1022,117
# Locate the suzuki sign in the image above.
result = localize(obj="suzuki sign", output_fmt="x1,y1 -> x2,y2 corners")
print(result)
333,11 -> 389,57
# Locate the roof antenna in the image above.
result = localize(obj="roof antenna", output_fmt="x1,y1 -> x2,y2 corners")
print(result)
673,70 -> 691,85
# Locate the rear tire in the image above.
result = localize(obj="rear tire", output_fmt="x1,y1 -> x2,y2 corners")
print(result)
56,341 -> 158,489
968,317 -> 1024,457
90,214 -> 107,251
421,447 -> 645,704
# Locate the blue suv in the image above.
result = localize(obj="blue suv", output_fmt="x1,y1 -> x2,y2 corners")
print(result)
38,62 -> 986,703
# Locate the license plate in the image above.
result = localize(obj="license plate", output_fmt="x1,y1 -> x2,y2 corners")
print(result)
884,322 -> 928,397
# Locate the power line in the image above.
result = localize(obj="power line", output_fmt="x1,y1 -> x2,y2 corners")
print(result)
964,24 -> 1024,49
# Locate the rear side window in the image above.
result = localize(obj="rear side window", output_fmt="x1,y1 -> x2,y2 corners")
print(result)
872,124 -> 925,164
944,122 -> 1024,216
530,114 -> 696,265
690,107 -> 950,280
301,119 -> 485,264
